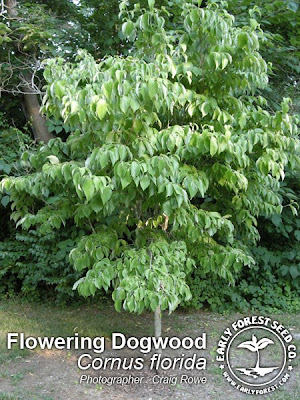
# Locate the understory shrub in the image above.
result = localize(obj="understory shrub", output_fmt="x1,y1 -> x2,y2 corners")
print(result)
187,171 -> 300,313
186,250 -> 300,313
0,225 -> 88,302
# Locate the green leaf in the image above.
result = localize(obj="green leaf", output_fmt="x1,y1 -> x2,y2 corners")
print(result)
213,52 -> 221,70
271,214 -> 282,227
190,9 -> 199,23
188,181 -> 198,198
102,81 -> 113,99
130,162 -> 140,179
290,265 -> 299,279
122,21 -> 134,37
148,79 -> 157,99
83,179 -> 95,201
47,155 -> 60,165
99,153 -> 109,169
96,99 -> 108,120
70,100 -> 79,115
121,175 -> 131,189
210,137 -> 218,156
287,1 -> 299,12
72,277 -> 85,291
140,13 -> 149,30
90,197 -> 102,213
0,160 -> 11,174
152,33 -> 161,45
250,18 -> 258,30
101,187 -> 112,205
140,175 -> 150,190
74,254 -> 90,272
53,81 -> 65,99
201,101 -> 210,117
162,200 -> 172,216
120,96 -> 130,113
221,56 -> 229,70
166,183 -> 173,197
130,97 -> 140,112
1,195 -> 10,207
150,297 -> 159,311
294,230 -> 300,241
237,32 -> 248,48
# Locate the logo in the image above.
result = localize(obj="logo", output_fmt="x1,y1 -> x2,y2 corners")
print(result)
216,316 -> 297,395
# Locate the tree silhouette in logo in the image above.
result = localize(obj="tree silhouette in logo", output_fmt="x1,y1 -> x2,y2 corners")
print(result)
236,335 -> 279,378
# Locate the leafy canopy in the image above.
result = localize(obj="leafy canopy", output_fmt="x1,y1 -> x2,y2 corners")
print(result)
225,0 -> 300,111
1,0 -> 299,314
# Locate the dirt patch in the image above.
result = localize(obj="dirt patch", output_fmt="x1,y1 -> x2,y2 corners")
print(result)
0,307 -> 299,400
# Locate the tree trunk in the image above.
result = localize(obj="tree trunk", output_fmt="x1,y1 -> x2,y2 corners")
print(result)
22,74 -> 54,143
6,0 -> 53,143
154,305 -> 162,338
154,306 -> 162,355
6,0 -> 18,17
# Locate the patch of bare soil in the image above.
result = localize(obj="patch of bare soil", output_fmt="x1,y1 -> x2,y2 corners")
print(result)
0,312 -> 299,400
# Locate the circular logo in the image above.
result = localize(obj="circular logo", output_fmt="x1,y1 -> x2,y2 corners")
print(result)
216,316 -> 297,395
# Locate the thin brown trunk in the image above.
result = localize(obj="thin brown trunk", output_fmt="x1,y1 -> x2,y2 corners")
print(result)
6,0 -> 53,143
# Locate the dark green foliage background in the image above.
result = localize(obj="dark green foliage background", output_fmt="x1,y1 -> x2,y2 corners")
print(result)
0,0 -> 299,311
0,226 -> 84,302
187,168 -> 300,313
0,118 -> 83,302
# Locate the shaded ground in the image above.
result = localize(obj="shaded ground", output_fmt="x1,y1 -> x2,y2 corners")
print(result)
0,300 -> 299,400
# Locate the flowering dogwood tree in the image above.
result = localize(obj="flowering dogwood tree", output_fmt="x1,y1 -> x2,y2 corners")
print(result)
2,0 -> 299,335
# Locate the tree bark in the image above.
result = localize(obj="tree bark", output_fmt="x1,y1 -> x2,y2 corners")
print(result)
23,77 -> 54,143
154,305 -> 162,339
6,0 -> 54,143
6,0 -> 17,17
154,305 -> 162,356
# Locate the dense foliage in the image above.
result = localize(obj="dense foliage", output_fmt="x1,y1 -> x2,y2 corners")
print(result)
0,0 -> 299,313
226,0 -> 300,112
0,226 -> 85,302
1,0 -> 299,316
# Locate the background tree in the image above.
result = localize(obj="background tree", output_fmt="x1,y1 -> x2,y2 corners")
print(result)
0,0 -> 91,142
2,0 -> 52,142
226,0 -> 300,112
